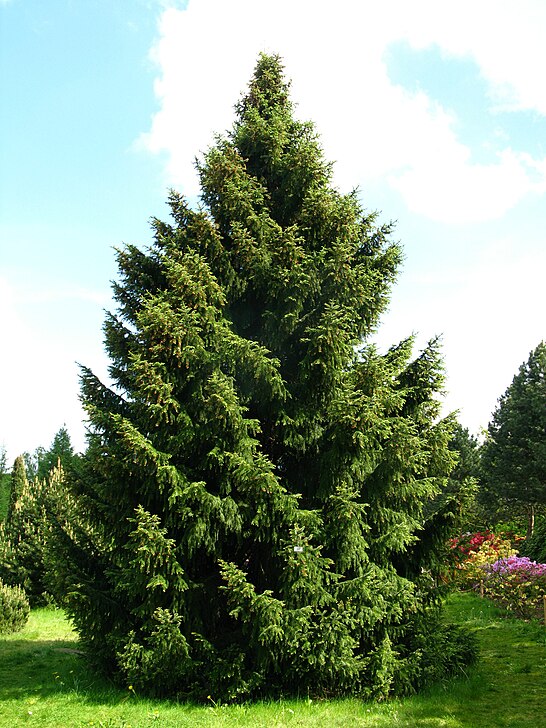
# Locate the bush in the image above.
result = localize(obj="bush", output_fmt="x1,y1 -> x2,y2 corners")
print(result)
0,463 -> 65,607
0,578 -> 30,634
396,613 -> 478,695
116,608 -> 194,698
450,531 -> 516,588
482,556 -> 546,620
492,521 -> 527,544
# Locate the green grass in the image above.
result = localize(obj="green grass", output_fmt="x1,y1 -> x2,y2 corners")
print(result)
1,594 -> 545,727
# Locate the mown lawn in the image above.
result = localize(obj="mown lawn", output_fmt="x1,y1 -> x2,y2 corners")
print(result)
0,592 -> 545,727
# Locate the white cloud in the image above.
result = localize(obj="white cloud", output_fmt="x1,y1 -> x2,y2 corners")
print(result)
0,278 -> 110,462
391,147 -> 538,224
444,241 -> 546,431
134,0 -> 546,437
400,0 -> 546,116
375,236 -> 546,432
10,283 -> 110,306
141,0 -> 546,223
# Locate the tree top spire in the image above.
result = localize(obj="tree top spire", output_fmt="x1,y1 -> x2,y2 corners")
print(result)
236,53 -> 291,120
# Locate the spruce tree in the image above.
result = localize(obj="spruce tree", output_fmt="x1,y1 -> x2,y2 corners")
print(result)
52,55 -> 471,700
426,424 -> 483,532
36,425 -> 77,481
481,342 -> 546,538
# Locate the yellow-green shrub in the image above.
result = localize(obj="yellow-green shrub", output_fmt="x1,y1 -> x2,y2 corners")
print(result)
0,578 -> 29,634
450,531 -> 517,589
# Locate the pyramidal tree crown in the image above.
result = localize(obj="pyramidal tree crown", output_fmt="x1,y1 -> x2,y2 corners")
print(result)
49,53 -> 474,701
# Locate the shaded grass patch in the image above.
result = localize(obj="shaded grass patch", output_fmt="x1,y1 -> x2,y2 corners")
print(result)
0,595 -> 545,726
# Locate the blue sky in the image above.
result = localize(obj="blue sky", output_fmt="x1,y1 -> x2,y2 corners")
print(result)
1,0 -> 545,461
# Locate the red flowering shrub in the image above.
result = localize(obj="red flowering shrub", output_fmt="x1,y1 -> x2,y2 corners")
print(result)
450,531 -> 516,588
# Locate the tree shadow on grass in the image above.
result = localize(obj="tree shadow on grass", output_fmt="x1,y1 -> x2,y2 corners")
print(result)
0,638 -> 124,705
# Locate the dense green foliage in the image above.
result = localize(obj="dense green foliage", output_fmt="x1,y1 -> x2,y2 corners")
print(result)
449,425 -> 481,489
51,55 -> 470,701
36,426 -> 77,481
521,516 -> 546,563
427,423 -> 483,532
481,342 -> 546,537
0,456 -> 65,605
0,577 -> 29,634
0,445 -> 9,523
6,456 -> 27,524
22,426 -> 79,482
0,429 -> 79,605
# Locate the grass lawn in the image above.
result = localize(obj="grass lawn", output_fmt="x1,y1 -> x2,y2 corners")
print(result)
0,592 -> 545,727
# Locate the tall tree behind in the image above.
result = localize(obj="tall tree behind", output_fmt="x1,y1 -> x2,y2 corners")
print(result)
0,456 -> 61,604
6,456 -> 27,524
0,445 -> 9,522
50,55 -> 471,700
22,426 -> 78,483
481,342 -> 546,538
36,425 -> 77,480
443,424 -> 484,532
22,448 -> 45,482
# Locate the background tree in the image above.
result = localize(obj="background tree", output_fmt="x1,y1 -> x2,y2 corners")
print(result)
0,430 -> 79,604
0,457 -> 31,592
22,447 -> 45,482
36,425 -> 78,480
0,456 -> 61,604
520,515 -> 546,563
0,445 -> 9,522
480,342 -> 546,539
426,423 -> 484,533
50,54 -> 474,701
22,426 -> 78,483
448,424 -> 484,531
6,456 -> 27,524
449,425 -> 481,485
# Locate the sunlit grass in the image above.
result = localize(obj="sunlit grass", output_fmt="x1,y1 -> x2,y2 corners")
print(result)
1,594 -> 545,727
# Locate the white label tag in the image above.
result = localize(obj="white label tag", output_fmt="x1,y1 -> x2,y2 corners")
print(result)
293,546 -> 304,553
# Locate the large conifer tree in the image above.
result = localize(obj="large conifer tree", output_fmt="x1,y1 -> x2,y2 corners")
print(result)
53,55 -> 470,700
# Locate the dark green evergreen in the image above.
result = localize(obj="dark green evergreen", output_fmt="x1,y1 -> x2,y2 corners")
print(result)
520,516 -> 546,563
481,342 -> 546,538
0,433 -> 77,605
449,425 -> 481,485
36,425 -> 76,480
51,55 -> 472,700
21,426 -> 78,483
428,424 -> 484,532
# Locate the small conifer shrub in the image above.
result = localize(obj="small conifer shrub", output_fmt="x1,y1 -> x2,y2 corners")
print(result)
0,578 -> 29,634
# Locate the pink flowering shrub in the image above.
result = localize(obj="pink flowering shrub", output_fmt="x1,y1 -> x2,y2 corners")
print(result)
482,556 -> 546,620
